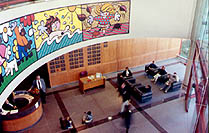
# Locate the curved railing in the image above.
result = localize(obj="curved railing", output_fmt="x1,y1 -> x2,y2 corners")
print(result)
0,0 -> 35,9
0,0 -> 196,106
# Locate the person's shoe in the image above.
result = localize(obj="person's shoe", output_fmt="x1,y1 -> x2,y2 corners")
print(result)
164,90 -> 168,93
160,88 -> 163,91
151,79 -> 155,82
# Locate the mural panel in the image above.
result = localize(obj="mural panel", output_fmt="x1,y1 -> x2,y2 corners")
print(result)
0,0 -> 130,94
82,1 -> 130,40
33,6 -> 83,59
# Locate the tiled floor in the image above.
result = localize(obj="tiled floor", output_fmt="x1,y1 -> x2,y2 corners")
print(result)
59,82 -> 123,128
23,58 -> 197,133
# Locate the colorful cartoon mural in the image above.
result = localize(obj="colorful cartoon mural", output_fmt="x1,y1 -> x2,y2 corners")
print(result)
82,2 -> 130,40
0,1 -> 130,94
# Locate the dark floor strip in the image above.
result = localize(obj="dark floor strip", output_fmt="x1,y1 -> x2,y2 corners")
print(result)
47,86 -> 78,96
76,109 -> 126,132
130,99 -> 168,133
108,79 -> 169,133
54,92 -> 77,133
108,78 -> 185,110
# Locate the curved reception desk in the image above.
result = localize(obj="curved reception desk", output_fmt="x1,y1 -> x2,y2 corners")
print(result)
1,91 -> 43,132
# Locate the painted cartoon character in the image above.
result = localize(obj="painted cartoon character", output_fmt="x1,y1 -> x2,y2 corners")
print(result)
45,16 -> 71,41
10,22 -> 32,65
5,57 -> 18,76
0,37 -> 11,85
88,3 -> 121,34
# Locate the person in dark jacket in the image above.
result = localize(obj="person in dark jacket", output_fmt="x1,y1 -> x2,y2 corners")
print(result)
151,66 -> 167,84
29,75 -> 47,104
145,61 -> 158,76
82,111 -> 93,124
123,105 -> 132,133
122,67 -> 132,77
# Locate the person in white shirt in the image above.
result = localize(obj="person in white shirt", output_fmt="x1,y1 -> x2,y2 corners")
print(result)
30,75 -> 47,104
160,72 -> 180,93
122,67 -> 132,77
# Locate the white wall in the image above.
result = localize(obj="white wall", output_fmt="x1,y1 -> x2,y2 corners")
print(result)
0,0 -> 196,106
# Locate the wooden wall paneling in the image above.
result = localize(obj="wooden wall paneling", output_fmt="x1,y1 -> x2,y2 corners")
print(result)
86,64 -> 102,75
47,62 -> 53,87
49,72 -> 69,87
116,39 -> 132,59
47,38 -> 181,87
117,39 -> 134,70
101,41 -> 117,63
83,47 -> 88,70
67,67 -> 86,82
132,39 -> 145,56
117,57 -> 133,70
156,38 -> 169,60
101,61 -> 118,74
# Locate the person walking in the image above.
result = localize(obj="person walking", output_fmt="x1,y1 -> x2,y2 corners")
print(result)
123,105 -> 132,133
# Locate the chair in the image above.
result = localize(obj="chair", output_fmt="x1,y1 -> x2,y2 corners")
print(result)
168,81 -> 182,92
80,71 -> 88,78
133,84 -> 152,103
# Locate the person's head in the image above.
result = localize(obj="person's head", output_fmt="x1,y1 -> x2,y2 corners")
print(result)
161,66 -> 165,70
173,72 -> 177,75
66,117 -> 70,121
125,67 -> 129,70
152,60 -> 155,64
5,99 -> 9,104
146,85 -> 151,88
36,75 -> 41,80
95,3 -> 115,16
45,16 -> 60,34
20,28 -> 26,36
87,111 -> 92,115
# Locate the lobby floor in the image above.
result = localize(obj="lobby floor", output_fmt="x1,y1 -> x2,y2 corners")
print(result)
23,58 -> 197,133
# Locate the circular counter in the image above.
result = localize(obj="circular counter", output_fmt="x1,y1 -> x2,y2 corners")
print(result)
1,91 -> 43,132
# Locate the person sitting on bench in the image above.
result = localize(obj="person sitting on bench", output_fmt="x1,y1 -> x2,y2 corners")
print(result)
151,66 -> 167,84
160,72 -> 179,93
59,116 -> 73,130
145,61 -> 158,76
122,67 -> 132,77
82,111 -> 93,124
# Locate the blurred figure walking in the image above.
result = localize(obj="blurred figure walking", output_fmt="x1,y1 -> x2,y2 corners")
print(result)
123,105 -> 132,133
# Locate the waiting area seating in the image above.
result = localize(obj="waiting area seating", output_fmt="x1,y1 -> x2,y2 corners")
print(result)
117,73 -> 152,103
145,62 -> 182,93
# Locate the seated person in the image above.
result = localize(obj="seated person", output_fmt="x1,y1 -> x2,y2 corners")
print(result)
122,67 -> 132,77
141,85 -> 152,92
2,99 -> 17,110
160,72 -> 180,93
82,111 -> 93,124
151,66 -> 167,84
157,73 -> 170,83
145,61 -> 158,76
59,116 -> 73,130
